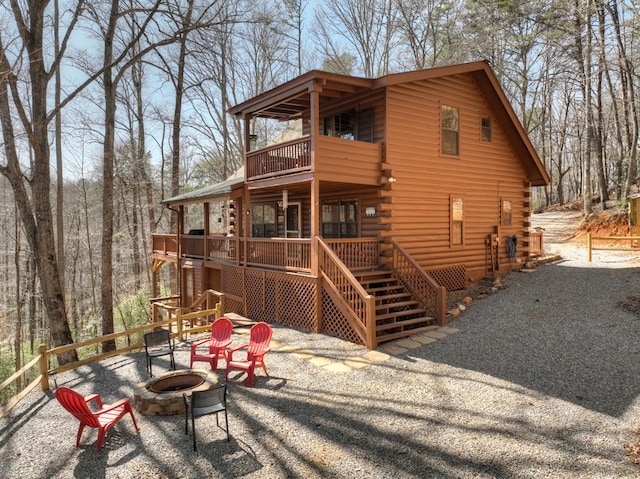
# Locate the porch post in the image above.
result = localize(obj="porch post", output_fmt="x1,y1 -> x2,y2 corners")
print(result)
310,88 -> 320,277
204,202 -> 210,259
309,88 -> 321,332
177,205 -> 184,300
242,115 -> 252,317
243,114 -> 252,268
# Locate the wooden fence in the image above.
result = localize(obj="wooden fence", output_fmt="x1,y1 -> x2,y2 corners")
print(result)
0,304 -> 220,419
587,233 -> 640,262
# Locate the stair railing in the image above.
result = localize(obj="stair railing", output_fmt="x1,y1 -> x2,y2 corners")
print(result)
318,237 -> 377,349
391,241 -> 446,325
151,289 -> 224,340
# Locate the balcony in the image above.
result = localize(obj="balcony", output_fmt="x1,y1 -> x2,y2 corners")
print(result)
246,137 -> 311,181
246,135 -> 382,185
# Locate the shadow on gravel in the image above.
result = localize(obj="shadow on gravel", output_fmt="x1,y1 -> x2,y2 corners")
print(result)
413,262 -> 640,418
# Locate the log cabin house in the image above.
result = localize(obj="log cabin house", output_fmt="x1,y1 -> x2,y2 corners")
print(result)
151,61 -> 550,349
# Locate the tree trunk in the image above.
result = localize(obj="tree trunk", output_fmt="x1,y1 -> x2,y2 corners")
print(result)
101,0 -> 119,353
0,15 -> 77,365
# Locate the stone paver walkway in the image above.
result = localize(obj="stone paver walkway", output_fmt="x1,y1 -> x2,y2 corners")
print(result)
231,323 -> 460,375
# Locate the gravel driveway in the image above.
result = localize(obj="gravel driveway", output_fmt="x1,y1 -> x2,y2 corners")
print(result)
2,211 -> 640,478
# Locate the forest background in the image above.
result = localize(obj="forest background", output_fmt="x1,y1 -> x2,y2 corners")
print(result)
1,0 -> 638,378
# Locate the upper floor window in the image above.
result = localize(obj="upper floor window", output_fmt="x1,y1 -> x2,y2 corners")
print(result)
251,204 -> 276,237
441,105 -> 459,155
324,108 -> 374,143
321,200 -> 358,238
481,115 -> 492,142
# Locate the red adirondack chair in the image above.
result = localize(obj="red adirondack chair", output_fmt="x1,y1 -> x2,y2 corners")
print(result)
190,317 -> 234,370
225,322 -> 273,387
54,386 -> 140,451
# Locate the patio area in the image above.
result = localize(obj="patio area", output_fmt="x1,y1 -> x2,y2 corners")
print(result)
2,251 -> 640,478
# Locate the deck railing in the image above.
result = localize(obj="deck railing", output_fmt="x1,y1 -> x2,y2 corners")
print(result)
325,238 -> 379,269
391,241 -> 446,325
157,234 -> 382,275
152,234 -> 178,256
318,238 -> 376,349
244,238 -> 312,271
246,136 -> 311,180
207,235 -> 239,262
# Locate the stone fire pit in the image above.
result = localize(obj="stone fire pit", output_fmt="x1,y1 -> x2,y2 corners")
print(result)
133,369 -> 219,416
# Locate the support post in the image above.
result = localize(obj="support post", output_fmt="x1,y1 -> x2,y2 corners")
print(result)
38,344 -> 49,391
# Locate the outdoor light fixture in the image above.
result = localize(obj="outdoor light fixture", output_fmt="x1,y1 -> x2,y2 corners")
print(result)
380,175 -> 396,184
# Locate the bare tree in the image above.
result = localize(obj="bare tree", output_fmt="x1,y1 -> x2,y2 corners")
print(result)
395,0 -> 465,69
0,0 -> 86,364
313,0 -> 396,78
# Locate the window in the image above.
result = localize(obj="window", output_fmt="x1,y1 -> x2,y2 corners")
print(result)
451,196 -> 464,246
323,108 -> 374,142
325,110 -> 355,140
481,115 -> 492,141
501,199 -> 512,226
251,204 -> 276,237
441,105 -> 459,155
321,200 -> 358,238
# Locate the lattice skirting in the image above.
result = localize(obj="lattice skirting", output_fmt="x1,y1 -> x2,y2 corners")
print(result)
426,264 -> 466,291
221,265 -> 317,332
321,291 -> 363,345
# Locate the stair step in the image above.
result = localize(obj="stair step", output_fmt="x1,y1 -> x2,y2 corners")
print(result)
376,300 -> 419,312
376,315 -> 434,332
376,323 -> 437,342
376,308 -> 428,321
367,284 -> 404,294
354,269 -> 389,278
374,292 -> 412,302
359,279 -> 399,288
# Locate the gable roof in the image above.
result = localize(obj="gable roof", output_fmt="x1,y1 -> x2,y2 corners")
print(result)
373,61 -> 549,186
229,61 -> 549,187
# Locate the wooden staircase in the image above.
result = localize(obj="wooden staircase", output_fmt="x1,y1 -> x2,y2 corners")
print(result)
354,269 -> 437,343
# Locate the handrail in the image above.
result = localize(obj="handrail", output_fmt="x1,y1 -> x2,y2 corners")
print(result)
243,237 -> 311,271
190,289 -> 224,310
151,289 -> 224,323
318,237 -> 376,349
325,238 -> 379,269
587,233 -> 640,262
391,240 -> 446,325
246,136 -> 311,180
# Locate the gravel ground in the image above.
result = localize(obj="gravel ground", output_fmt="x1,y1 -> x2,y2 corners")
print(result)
2,211 -> 640,478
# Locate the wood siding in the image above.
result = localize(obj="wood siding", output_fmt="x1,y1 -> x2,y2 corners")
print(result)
385,74 -> 530,282
316,136 -> 381,185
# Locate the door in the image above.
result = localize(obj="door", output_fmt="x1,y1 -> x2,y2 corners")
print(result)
285,202 -> 301,238
285,203 -> 302,267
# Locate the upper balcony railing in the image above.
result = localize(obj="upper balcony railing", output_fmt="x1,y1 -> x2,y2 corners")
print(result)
246,136 -> 311,181
246,135 -> 383,184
